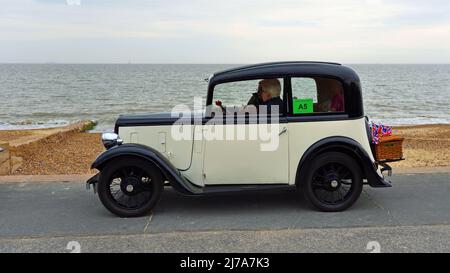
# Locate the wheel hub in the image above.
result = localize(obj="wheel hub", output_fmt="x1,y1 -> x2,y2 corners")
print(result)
330,180 -> 339,188
120,176 -> 141,196
126,185 -> 134,193
324,173 -> 341,191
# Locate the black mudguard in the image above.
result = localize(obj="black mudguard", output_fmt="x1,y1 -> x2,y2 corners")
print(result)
90,144 -> 201,195
296,136 -> 392,188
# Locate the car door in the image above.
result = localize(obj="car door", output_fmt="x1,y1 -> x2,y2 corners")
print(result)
202,121 -> 289,185
202,78 -> 289,185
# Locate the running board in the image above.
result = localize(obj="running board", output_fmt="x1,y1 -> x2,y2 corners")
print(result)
173,183 -> 296,196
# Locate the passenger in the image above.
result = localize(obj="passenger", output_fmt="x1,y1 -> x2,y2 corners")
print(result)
330,88 -> 344,112
258,79 -> 284,114
316,78 -> 344,112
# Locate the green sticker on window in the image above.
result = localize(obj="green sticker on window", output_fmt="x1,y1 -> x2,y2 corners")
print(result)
293,98 -> 314,114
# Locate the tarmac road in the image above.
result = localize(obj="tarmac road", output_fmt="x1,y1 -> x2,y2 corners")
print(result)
0,173 -> 449,253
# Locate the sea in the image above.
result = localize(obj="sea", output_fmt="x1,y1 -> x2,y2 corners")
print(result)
0,64 -> 449,132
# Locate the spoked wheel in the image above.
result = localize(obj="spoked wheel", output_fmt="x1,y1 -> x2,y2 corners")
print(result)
109,167 -> 154,209
303,152 -> 363,212
98,157 -> 163,217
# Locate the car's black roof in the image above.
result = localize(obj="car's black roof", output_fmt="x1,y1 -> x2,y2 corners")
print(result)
206,61 -> 364,118
209,61 -> 360,85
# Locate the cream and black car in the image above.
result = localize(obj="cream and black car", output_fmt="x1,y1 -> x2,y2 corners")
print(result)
87,62 -> 393,217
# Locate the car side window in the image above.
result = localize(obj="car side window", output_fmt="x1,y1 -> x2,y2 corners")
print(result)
212,78 -> 285,116
291,77 -> 345,114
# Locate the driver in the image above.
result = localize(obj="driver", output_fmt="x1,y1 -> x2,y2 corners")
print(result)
247,81 -> 263,108
258,79 -> 284,114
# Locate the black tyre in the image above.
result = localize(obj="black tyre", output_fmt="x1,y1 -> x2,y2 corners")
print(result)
97,157 -> 163,217
303,152 -> 363,212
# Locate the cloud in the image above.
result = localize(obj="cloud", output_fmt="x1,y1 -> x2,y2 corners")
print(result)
0,0 -> 449,63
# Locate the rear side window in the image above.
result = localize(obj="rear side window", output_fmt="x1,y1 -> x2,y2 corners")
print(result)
291,77 -> 345,114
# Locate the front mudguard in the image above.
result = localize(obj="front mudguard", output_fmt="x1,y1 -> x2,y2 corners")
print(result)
86,144 -> 198,195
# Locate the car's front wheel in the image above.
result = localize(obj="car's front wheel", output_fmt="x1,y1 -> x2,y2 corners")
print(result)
97,157 -> 163,217
303,152 -> 363,212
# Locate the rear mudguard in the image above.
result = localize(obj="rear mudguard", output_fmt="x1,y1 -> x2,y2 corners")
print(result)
91,144 -> 201,195
296,136 -> 392,188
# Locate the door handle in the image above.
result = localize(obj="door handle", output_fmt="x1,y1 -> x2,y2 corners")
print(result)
279,127 -> 288,136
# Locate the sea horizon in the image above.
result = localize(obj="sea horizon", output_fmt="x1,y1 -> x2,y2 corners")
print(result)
1,63 -> 449,131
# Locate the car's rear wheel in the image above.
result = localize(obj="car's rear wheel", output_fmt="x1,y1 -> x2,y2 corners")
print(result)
97,157 -> 163,218
303,152 -> 363,212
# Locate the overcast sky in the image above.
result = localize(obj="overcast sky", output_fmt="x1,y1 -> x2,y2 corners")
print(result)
1,0 -> 449,63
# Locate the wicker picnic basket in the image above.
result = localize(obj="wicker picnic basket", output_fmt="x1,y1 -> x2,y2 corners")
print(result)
374,135 -> 404,162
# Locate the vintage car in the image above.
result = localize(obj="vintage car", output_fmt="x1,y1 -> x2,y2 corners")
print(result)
87,61 -> 393,217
